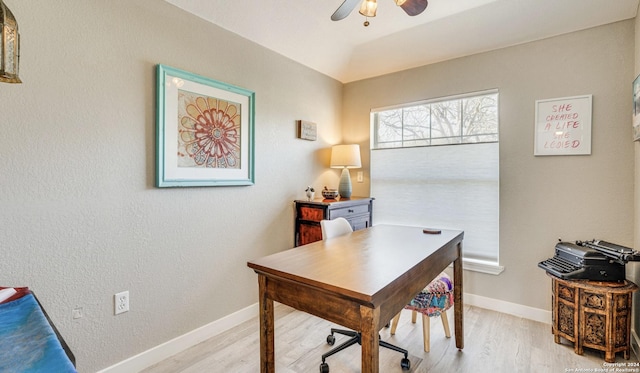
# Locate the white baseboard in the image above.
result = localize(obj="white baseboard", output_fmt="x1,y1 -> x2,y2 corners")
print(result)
464,293 -> 551,324
98,294 -> 549,372
632,329 -> 639,360
96,303 -> 258,373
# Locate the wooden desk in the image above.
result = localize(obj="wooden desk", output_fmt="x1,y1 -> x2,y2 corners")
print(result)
247,225 -> 465,373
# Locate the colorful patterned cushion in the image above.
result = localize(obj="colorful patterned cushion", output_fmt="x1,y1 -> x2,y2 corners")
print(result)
405,273 -> 453,317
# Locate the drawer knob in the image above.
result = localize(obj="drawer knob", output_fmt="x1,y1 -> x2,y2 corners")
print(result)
348,209 -> 354,213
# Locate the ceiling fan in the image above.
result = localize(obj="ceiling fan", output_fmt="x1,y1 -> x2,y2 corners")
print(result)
331,0 -> 429,26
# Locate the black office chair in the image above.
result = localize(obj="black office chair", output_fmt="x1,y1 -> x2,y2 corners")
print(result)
318,218 -> 410,373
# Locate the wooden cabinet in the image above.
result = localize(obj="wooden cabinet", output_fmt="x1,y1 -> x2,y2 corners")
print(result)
294,197 -> 373,246
549,274 -> 638,362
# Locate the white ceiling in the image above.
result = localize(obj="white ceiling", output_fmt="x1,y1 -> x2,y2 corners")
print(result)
165,0 -> 639,83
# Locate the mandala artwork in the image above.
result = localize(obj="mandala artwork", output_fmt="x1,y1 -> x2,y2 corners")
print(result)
177,91 -> 241,169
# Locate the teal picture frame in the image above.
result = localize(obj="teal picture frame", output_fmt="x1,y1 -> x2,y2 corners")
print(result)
156,64 -> 255,187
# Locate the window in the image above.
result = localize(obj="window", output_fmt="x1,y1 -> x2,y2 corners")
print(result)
372,91 -> 498,149
370,90 -> 503,274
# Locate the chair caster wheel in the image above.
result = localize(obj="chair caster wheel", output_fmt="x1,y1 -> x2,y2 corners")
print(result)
326,334 -> 335,345
319,362 -> 330,373
401,357 -> 411,370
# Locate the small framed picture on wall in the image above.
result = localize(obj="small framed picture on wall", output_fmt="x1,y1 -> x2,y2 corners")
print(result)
155,64 -> 255,187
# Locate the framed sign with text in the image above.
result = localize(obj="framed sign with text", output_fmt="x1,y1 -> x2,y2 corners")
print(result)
297,120 -> 317,141
534,95 -> 592,156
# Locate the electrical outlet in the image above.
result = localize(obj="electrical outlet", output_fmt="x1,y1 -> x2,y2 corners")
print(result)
114,291 -> 129,315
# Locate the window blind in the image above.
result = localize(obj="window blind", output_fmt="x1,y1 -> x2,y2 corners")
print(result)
370,142 -> 499,263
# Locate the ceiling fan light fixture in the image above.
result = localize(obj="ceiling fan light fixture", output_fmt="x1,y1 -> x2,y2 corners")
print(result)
359,0 -> 377,18
396,0 -> 429,16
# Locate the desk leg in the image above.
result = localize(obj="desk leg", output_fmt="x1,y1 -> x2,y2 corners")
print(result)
453,241 -> 464,350
258,274 -> 275,373
360,305 -> 380,373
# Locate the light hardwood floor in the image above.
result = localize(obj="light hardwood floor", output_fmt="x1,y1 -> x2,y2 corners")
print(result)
142,304 -> 639,373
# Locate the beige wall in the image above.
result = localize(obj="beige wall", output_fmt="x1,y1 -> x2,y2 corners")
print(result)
0,1 -> 343,371
344,21 -> 635,310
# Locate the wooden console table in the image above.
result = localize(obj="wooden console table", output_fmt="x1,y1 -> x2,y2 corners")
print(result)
549,274 -> 638,362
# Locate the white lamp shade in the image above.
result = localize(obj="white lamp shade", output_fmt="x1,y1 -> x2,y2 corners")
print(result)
330,144 -> 362,169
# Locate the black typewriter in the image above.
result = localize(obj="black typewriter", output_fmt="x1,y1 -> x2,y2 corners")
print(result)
538,240 -> 640,282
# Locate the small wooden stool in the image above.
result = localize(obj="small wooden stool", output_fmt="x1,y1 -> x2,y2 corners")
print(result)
390,273 -> 453,352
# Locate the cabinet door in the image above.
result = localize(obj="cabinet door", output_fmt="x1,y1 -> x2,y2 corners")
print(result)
330,204 -> 370,220
298,224 -> 322,246
295,204 -> 326,246
349,216 -> 371,231
299,206 -> 325,222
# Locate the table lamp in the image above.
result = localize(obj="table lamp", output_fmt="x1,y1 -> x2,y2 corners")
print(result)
330,144 -> 361,199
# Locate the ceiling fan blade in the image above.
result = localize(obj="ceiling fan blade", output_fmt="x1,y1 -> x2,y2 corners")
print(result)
398,0 -> 428,16
331,0 -> 362,21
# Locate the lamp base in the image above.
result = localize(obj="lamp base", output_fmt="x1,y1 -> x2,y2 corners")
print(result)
338,168 -> 353,199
